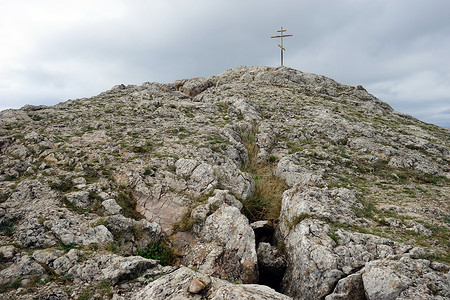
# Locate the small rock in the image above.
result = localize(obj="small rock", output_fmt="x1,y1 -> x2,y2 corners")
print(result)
44,153 -> 58,164
66,190 -> 90,208
102,199 -> 122,215
188,278 -> 206,293
72,177 -> 86,186
0,245 -> 16,259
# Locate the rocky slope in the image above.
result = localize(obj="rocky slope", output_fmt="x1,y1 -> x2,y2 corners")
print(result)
0,66 -> 449,299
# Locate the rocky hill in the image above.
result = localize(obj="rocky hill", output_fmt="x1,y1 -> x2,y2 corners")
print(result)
0,66 -> 449,299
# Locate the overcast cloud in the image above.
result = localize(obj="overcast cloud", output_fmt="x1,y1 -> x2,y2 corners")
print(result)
1,0 -> 449,127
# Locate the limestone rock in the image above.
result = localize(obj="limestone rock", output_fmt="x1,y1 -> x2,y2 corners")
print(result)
102,199 -> 122,215
0,255 -> 46,285
362,257 -> 449,299
184,205 -> 258,283
132,266 -> 291,300
214,163 -> 255,199
279,217 -> 412,299
65,190 -> 91,209
257,242 -> 286,289
0,66 -> 449,299
188,278 -> 206,293
105,214 -> 162,252
52,249 -> 83,275
76,224 -> 113,246
0,245 -> 16,260
176,159 -> 217,197
175,77 -> 214,98
275,154 -> 325,187
32,289 -> 70,300
325,273 -> 365,300
32,249 -> 63,265
279,185 -> 365,234
280,219 -> 343,299
67,253 -> 158,284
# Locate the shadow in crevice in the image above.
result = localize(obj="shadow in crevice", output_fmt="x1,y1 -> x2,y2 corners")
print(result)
252,220 -> 286,292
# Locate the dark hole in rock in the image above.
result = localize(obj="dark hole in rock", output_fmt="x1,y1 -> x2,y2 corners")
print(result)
257,242 -> 286,292
251,220 -> 275,245
251,221 -> 286,292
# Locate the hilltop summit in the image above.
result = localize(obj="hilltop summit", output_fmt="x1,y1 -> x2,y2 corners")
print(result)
1,66 -> 449,299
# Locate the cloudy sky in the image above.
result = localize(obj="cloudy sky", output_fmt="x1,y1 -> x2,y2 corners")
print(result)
1,0 -> 449,127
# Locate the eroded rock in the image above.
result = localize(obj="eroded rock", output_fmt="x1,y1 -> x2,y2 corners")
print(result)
184,205 -> 258,283
132,266 -> 291,300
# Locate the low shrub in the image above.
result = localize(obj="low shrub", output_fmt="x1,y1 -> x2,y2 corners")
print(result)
135,241 -> 177,266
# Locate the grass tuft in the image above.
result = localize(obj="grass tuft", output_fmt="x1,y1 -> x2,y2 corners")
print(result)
135,240 -> 177,266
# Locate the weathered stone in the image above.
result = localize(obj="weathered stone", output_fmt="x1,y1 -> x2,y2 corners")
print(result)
280,219 -> 343,299
257,242 -> 286,290
279,185 -> 365,235
361,257 -> 449,300
32,289 -> 70,300
214,164 -> 255,199
0,65 -> 449,299
184,205 -> 258,283
32,249 -> 63,265
175,77 -> 214,98
104,214 -> 162,252
102,199 -> 122,215
77,224 -> 113,246
257,242 -> 286,277
0,245 -> 16,259
0,255 -> 46,285
53,249 -> 83,275
65,190 -> 91,209
188,278 -> 206,293
325,273 -> 365,300
206,189 -> 243,210
68,253 -> 158,284
362,262 -> 410,300
132,266 -> 291,300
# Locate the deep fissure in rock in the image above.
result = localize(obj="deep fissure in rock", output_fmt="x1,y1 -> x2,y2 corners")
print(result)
253,223 -> 286,292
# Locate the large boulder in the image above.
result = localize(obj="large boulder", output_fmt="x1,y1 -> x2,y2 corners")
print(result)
132,266 -> 291,300
67,253 -> 158,284
213,163 -> 255,199
183,204 -> 258,283
361,257 -> 449,300
279,186 -> 368,234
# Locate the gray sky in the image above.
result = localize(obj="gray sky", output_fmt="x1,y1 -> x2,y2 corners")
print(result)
1,0 -> 449,127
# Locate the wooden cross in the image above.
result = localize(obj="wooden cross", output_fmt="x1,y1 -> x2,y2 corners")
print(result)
271,26 -> 293,67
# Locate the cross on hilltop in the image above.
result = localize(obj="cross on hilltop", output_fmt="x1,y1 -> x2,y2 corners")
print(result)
271,26 -> 293,67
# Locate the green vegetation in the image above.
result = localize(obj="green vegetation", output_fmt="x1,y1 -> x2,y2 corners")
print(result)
77,288 -> 94,300
49,176 -> 75,192
135,240 -> 177,266
288,213 -> 312,229
216,101 -> 229,113
172,208 -> 197,232
116,189 -> 141,220
60,243 -> 79,252
83,167 -> 100,184
0,217 -> 17,236
130,141 -> 153,153
105,241 -> 119,253
327,231 -> 339,244
0,192 -> 10,202
240,125 -> 288,222
144,166 -> 158,176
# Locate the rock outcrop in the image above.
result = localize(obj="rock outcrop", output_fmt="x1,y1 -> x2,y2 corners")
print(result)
0,66 -> 448,299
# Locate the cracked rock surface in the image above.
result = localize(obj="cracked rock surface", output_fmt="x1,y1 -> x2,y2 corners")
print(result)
0,66 -> 448,299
